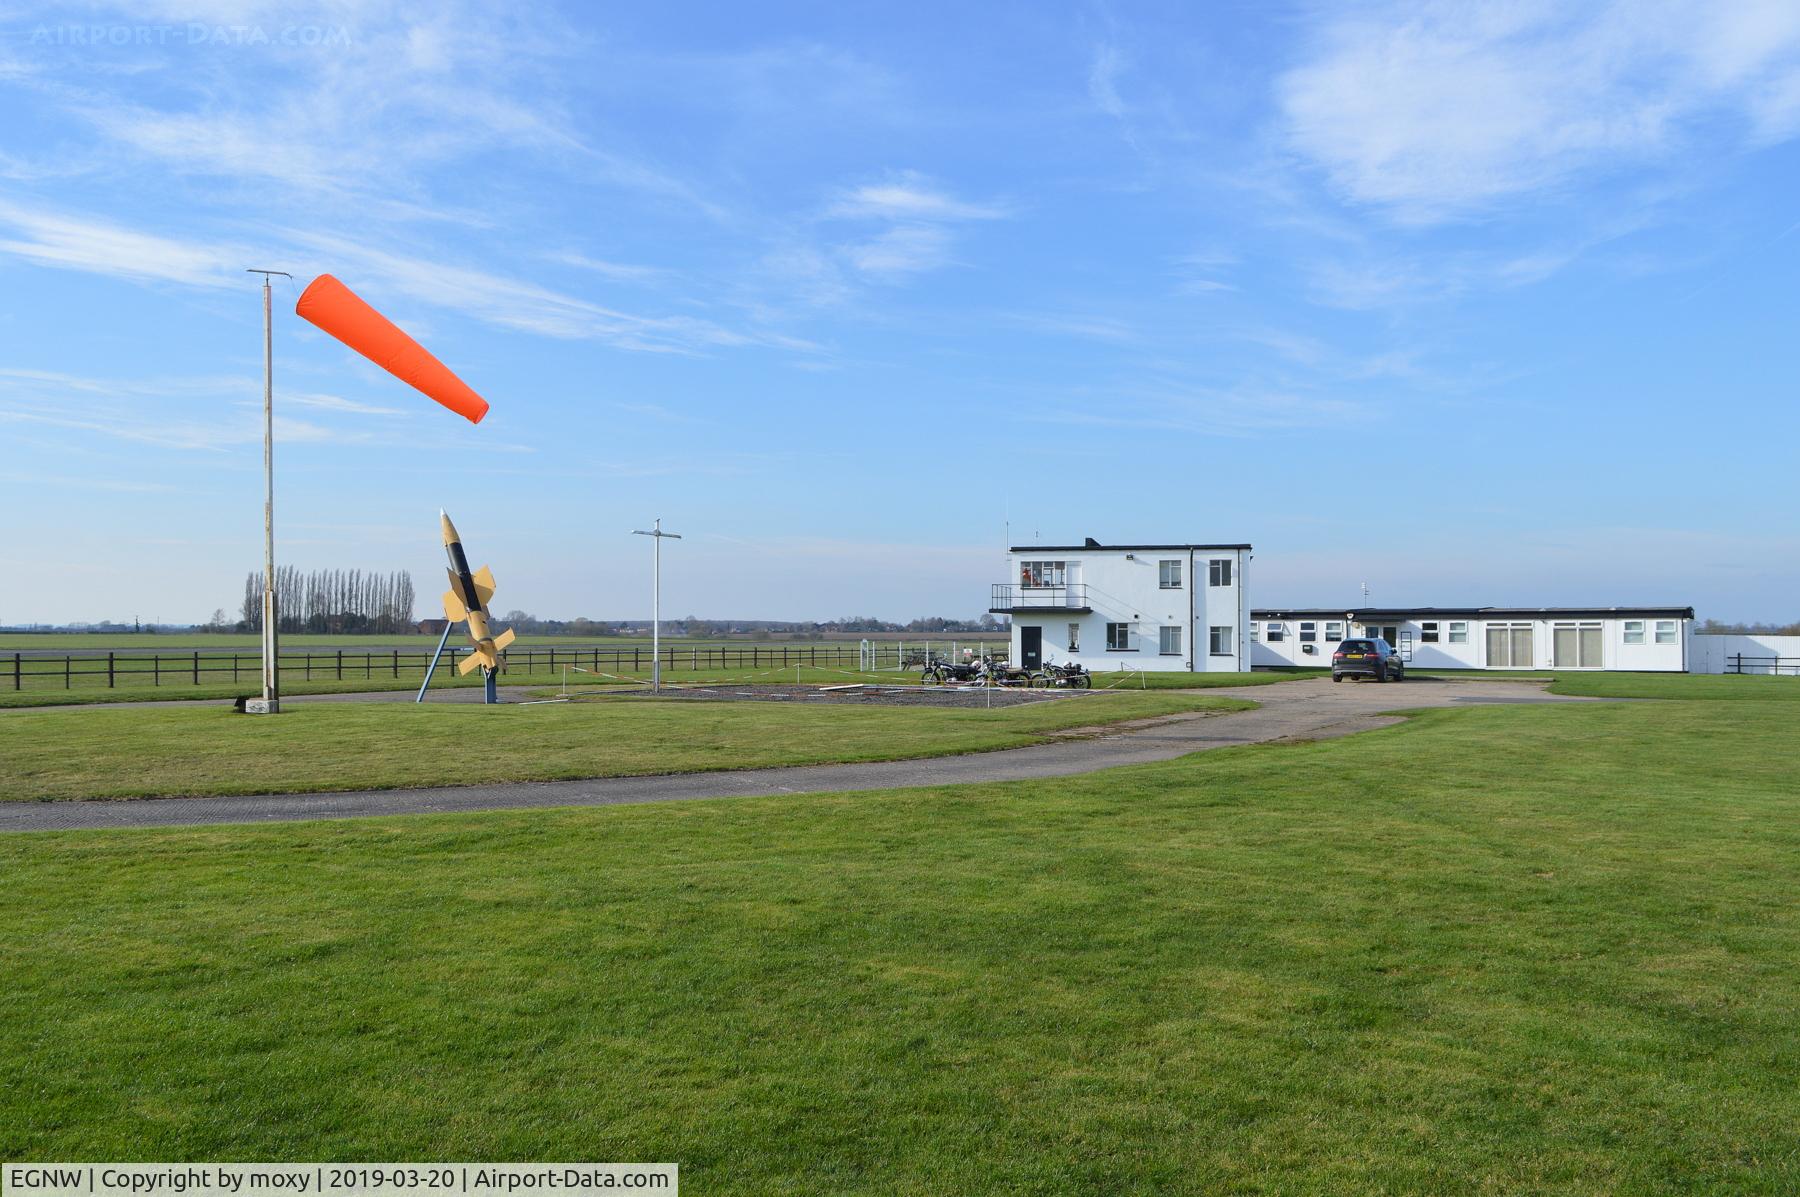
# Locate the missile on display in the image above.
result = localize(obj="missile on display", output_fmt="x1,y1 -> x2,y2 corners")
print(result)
440,510 -> 515,675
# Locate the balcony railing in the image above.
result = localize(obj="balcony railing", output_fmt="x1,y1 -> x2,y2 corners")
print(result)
990,583 -> 1091,613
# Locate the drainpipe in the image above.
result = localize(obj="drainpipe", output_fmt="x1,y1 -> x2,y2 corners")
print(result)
1188,549 -> 1196,671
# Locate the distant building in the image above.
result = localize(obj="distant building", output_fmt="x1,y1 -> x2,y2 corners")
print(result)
416,618 -> 450,635
989,538 -> 1252,672
1251,606 -> 1696,672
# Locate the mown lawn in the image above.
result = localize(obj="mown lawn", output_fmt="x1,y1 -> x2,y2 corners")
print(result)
0,690 -> 1246,801
0,664 -> 919,709
1,689 -> 1796,1192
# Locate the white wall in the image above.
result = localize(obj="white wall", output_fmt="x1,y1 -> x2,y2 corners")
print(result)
1006,548 -> 1249,672
1251,614 -> 1691,672
1690,634 -> 1800,675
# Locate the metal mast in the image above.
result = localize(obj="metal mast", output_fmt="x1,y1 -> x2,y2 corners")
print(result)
248,269 -> 291,712
632,519 -> 682,692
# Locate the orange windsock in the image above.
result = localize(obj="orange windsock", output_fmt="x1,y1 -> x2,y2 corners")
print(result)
295,274 -> 489,424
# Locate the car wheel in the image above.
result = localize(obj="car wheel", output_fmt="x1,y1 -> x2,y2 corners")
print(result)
1375,665 -> 1387,682
1332,674 -> 1342,683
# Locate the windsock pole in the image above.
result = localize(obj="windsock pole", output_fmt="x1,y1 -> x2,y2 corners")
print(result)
248,269 -> 292,713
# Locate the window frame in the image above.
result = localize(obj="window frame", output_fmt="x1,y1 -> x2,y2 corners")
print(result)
1158,559 -> 1182,589
1019,560 -> 1066,588
1420,620 -> 1440,643
1447,621 -> 1468,644
1067,622 -> 1081,652
1159,626 -> 1182,656
1265,621 -> 1285,643
1105,622 -> 1133,652
1299,621 -> 1317,643
1208,558 -> 1233,587
1325,621 -> 1344,642
1654,620 -> 1678,645
1623,620 -> 1645,645
1209,625 -> 1234,656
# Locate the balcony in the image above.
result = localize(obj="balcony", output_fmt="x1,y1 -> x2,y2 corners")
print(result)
990,583 -> 1091,614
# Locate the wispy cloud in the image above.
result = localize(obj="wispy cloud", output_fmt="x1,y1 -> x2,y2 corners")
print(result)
1279,2 -> 1800,221
546,251 -> 667,283
842,225 -> 953,277
1030,383 -> 1374,437
1088,44 -> 1129,119
286,391 -> 407,416
826,171 -> 1009,222
0,199 -> 242,287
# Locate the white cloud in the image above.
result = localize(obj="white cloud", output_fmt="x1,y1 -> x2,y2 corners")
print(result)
1031,384 -> 1373,437
1089,44 -> 1128,119
1279,1 -> 1800,220
0,200 -> 242,287
547,251 -> 666,282
843,226 -> 953,277
286,391 -> 407,416
826,171 -> 1008,222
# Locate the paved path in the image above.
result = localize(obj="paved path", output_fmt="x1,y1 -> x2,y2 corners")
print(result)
0,678 -> 1610,833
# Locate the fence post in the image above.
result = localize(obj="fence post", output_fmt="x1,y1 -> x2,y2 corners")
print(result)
65,654 -> 72,689
108,652 -> 115,689
193,651 -> 200,685
393,649 -> 399,678
153,655 -> 159,687
12,652 -> 18,690
337,650 -> 343,681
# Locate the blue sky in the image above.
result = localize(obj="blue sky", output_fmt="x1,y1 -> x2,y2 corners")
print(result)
2,1 -> 1797,625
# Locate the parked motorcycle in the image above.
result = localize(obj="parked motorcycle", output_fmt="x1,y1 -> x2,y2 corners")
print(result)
1033,659 -> 1092,689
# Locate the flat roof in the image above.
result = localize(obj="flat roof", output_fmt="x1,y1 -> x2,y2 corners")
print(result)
1253,606 -> 1696,620
1011,543 -> 1252,552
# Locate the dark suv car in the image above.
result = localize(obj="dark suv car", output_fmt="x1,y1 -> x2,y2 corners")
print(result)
1332,638 -> 1403,683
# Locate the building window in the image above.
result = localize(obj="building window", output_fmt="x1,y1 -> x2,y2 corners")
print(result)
1623,620 -> 1645,645
1208,558 -> 1233,587
1553,622 -> 1604,668
1019,560 -> 1066,587
1655,620 -> 1678,645
1299,621 -> 1317,643
1448,621 -> 1468,644
1486,623 -> 1533,668
1158,559 -> 1182,589
1249,623 -> 1259,641
1325,621 -> 1344,641
1420,621 -> 1439,643
1106,622 -> 1132,651
1067,623 -> 1080,652
1209,625 -> 1234,656
1265,622 -> 1285,642
1159,626 -> 1182,656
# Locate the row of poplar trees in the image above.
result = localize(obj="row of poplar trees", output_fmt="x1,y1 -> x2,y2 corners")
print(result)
240,568 -> 417,634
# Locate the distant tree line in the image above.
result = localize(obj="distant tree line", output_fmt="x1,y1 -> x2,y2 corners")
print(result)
238,568 -> 417,634
1698,618 -> 1800,635
483,612 -> 1007,638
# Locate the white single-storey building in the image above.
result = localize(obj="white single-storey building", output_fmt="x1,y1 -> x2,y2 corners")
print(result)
991,539 -> 1252,672
1250,607 -> 1697,672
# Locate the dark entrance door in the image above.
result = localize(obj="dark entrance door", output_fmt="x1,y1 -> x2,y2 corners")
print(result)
1020,626 -> 1043,669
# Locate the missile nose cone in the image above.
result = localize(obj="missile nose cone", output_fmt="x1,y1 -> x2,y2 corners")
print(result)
440,511 -> 460,546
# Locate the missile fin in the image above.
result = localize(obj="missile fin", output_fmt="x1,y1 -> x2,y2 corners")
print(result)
443,588 -> 469,621
472,565 -> 496,606
493,628 -> 516,652
457,652 -> 484,676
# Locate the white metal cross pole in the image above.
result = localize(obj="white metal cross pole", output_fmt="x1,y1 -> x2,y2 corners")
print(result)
632,519 -> 682,692
247,269 -> 292,712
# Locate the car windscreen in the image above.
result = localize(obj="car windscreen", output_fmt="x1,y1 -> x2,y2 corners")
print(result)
1338,640 -> 1378,652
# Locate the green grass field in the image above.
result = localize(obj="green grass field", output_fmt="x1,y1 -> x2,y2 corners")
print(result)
1,675 -> 1795,1191
0,690 -> 1247,801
